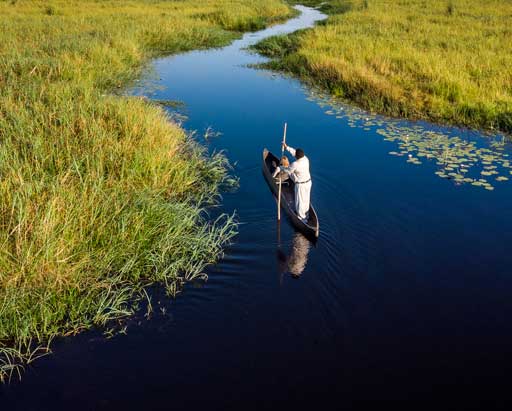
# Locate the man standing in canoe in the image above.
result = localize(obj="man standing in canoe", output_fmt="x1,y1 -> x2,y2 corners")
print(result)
274,143 -> 312,222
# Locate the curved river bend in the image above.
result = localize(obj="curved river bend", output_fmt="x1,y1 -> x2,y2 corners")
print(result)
3,6 -> 512,410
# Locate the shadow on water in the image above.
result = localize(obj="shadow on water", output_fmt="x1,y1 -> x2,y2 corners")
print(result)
3,5 -> 512,411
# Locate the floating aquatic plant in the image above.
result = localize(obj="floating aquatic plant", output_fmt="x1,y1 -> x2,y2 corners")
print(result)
304,86 -> 511,191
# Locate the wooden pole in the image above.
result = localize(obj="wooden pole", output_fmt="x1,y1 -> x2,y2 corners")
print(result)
277,122 -> 287,221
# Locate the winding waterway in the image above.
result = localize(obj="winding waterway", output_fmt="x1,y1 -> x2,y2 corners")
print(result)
3,6 -> 512,410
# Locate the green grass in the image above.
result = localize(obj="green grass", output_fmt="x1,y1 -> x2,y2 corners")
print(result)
0,0 -> 293,382
257,0 -> 512,133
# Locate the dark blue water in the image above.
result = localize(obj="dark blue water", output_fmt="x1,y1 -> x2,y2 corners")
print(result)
3,6 -> 512,410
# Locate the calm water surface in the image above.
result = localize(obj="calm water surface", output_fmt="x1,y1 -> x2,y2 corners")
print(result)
3,6 -> 512,410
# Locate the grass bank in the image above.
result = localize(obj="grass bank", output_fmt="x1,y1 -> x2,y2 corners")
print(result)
254,0 -> 512,133
0,0 -> 293,381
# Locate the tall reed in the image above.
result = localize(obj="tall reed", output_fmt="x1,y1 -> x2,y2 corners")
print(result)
263,0 -> 512,132
0,0 -> 292,381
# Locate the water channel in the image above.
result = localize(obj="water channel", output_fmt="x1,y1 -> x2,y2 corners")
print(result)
3,6 -> 512,410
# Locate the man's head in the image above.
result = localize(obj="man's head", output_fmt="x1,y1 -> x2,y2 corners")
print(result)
295,148 -> 305,159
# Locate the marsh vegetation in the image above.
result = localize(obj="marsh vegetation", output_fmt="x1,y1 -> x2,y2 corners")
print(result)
258,0 -> 512,133
0,0 -> 292,381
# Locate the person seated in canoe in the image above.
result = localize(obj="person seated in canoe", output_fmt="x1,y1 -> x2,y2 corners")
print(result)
272,156 -> 290,183
274,143 -> 312,223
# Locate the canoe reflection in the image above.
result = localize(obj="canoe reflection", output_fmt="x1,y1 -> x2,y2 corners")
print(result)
277,232 -> 311,278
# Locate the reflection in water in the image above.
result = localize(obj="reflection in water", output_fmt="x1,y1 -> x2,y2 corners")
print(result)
277,232 -> 311,279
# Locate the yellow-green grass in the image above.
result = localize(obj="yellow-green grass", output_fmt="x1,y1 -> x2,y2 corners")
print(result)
0,0 -> 293,381
260,0 -> 512,133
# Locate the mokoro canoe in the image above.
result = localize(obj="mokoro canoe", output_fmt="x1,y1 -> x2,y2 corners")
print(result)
262,148 -> 319,239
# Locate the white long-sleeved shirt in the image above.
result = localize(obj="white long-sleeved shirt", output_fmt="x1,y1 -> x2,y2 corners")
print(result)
283,146 -> 311,184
